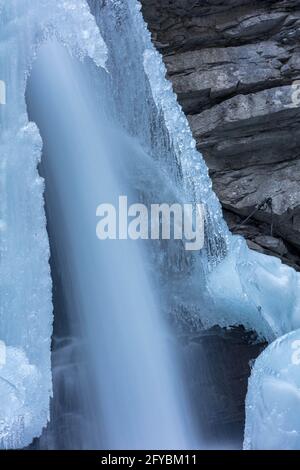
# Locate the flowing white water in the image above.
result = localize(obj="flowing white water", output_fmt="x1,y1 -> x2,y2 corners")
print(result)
27,41 -> 197,449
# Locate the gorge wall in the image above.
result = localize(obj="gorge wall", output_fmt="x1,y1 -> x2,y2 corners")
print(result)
141,0 -> 300,270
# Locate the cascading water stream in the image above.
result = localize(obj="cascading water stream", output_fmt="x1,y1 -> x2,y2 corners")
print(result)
26,41 -> 197,450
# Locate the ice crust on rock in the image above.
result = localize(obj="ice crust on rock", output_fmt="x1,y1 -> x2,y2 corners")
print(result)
244,329 -> 300,450
0,347 -> 43,449
207,237 -> 300,342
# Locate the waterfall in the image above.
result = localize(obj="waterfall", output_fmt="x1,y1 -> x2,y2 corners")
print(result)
26,39 -> 198,449
2,0 -> 300,450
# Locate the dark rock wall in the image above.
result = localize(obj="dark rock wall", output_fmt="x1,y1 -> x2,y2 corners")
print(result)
179,327 -> 266,449
142,0 -> 300,270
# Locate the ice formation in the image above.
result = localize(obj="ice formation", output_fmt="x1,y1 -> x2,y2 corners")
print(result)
0,0 -> 107,448
244,329 -> 300,449
0,347 -> 42,448
207,237 -> 300,341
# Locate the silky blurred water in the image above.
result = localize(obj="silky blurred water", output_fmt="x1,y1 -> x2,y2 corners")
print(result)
27,41 -> 198,449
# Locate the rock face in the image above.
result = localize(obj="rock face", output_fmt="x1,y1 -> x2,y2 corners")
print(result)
142,0 -> 300,270
180,327 -> 266,449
